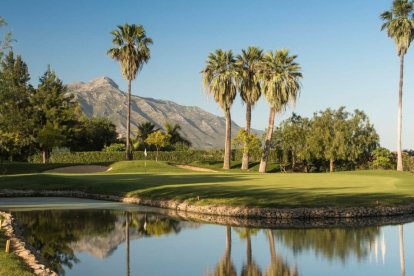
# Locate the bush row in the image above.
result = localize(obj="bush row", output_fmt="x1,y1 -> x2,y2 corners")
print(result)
29,149 -> 281,164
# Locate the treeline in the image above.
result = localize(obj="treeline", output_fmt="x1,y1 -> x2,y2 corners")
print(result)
268,108 -> 379,172
0,51 -> 118,163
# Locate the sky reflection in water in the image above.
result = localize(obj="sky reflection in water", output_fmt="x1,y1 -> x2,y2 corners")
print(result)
0,197 -> 411,276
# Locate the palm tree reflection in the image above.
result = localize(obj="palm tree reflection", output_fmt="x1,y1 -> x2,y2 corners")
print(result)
213,225 -> 236,276
266,229 -> 298,276
236,227 -> 262,276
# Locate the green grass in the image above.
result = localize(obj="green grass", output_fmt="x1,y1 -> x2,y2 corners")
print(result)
0,216 -> 33,276
0,160 -> 414,208
0,161 -> 108,175
188,160 -> 281,173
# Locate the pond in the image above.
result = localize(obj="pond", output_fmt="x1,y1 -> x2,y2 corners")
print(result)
0,197 -> 413,276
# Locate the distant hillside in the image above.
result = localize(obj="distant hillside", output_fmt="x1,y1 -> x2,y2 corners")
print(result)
67,77 -> 260,149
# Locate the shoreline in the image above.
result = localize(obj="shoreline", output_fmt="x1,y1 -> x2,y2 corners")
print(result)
2,189 -> 414,221
0,211 -> 57,276
2,190 -> 414,275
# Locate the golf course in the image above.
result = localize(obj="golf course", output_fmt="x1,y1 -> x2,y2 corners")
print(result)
1,161 -> 413,209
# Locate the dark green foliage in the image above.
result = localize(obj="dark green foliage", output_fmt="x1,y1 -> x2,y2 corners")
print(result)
371,147 -> 395,169
164,123 -> 192,149
0,51 -> 34,160
133,121 -> 158,150
31,66 -> 79,162
270,108 -> 379,172
29,150 -> 227,164
402,153 -> 414,172
103,143 -> 126,152
70,117 -> 117,151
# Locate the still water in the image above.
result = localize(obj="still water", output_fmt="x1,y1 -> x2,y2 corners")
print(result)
0,197 -> 412,276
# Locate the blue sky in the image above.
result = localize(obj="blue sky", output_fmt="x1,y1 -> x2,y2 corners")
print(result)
2,0 -> 414,150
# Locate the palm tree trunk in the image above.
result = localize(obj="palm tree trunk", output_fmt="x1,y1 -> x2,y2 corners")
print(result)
42,149 -> 47,164
266,229 -> 276,260
329,158 -> 335,173
241,104 -> 252,170
246,234 -> 252,266
126,79 -> 132,160
225,225 -> 232,259
259,108 -> 276,173
125,212 -> 130,276
397,54 -> 404,171
399,225 -> 405,276
223,110 -> 232,169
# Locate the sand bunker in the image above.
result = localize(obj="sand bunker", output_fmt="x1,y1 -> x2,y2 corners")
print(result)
45,165 -> 108,174
175,165 -> 218,172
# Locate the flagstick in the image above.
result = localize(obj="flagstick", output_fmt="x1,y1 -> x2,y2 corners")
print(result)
144,148 -> 147,174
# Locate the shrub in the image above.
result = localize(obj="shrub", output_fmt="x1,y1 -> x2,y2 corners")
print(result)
103,143 -> 126,152
370,147 -> 394,170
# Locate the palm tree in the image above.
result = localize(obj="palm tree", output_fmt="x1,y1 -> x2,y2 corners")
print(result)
202,49 -> 237,169
134,121 -> 158,149
258,49 -> 302,173
164,123 -> 192,148
380,0 -> 414,171
108,24 -> 153,160
235,46 -> 263,170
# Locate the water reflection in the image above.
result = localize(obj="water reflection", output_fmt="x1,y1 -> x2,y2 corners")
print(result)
212,226 -> 236,276
6,206 -> 414,276
400,225 -> 405,276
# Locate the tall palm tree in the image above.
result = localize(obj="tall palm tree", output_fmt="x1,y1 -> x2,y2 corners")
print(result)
381,0 -> 414,171
108,24 -> 153,160
258,49 -> 302,173
202,49 -> 237,169
235,46 -> 263,170
164,122 -> 192,147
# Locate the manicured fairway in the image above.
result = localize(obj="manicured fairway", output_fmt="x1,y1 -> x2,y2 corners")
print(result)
0,160 -> 413,208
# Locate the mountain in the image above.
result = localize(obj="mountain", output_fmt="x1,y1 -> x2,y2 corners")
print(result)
67,76 -> 257,149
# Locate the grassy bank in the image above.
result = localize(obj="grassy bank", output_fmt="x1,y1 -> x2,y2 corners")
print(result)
0,217 -> 32,276
0,160 -> 413,208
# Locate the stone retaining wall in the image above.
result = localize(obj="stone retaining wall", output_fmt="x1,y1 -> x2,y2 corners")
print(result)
1,189 -> 414,220
0,211 -> 57,276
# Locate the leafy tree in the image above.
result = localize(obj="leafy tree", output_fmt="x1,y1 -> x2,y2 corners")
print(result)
258,49 -> 302,173
202,49 -> 237,169
232,129 -> 261,163
71,117 -> 117,151
0,51 -> 33,160
275,114 -> 311,171
235,46 -> 263,170
108,24 -> 153,160
380,0 -> 414,171
308,108 -> 379,172
31,67 -> 78,163
164,122 -> 191,149
145,130 -> 171,161
0,17 -> 14,59
371,147 -> 394,169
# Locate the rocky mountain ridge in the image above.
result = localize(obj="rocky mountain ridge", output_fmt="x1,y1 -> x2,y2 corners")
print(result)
67,76 -> 255,149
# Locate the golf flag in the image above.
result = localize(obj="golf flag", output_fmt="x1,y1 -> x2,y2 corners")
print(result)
144,148 -> 147,157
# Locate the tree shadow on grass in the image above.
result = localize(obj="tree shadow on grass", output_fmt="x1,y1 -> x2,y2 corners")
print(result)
1,173 -> 414,208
